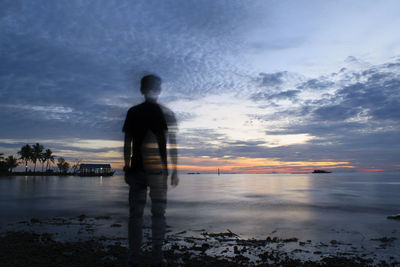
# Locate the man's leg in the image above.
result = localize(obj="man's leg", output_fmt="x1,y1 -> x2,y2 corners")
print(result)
148,174 -> 167,264
128,185 -> 147,265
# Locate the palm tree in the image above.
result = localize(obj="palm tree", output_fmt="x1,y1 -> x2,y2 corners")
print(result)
57,157 -> 65,173
57,157 -> 69,173
72,159 -> 81,174
40,153 -> 47,172
43,149 -> 55,171
18,144 -> 32,173
31,143 -> 44,173
0,153 -> 7,173
6,156 -> 19,173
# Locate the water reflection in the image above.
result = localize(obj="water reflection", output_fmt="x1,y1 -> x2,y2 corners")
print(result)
0,172 -> 399,252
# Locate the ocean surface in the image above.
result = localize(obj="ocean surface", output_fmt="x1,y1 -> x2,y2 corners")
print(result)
1,172 -> 399,253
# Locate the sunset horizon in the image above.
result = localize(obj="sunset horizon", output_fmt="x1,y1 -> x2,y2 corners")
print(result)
1,139 -> 396,174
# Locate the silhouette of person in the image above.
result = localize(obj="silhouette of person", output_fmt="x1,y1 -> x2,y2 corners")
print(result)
123,74 -> 178,266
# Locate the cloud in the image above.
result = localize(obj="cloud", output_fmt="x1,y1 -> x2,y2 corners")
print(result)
250,59 -> 400,169
168,58 -> 400,171
313,104 -> 362,121
309,67 -> 400,123
297,78 -> 334,91
258,71 -> 287,87
251,90 -> 300,101
1,1 -> 400,171
0,0 -> 262,143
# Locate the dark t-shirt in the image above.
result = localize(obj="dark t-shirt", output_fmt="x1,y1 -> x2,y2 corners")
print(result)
123,101 -> 170,171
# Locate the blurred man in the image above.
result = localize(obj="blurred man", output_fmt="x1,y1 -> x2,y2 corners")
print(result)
123,74 -> 178,266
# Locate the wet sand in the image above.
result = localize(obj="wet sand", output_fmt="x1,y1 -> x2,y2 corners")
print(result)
0,215 -> 399,266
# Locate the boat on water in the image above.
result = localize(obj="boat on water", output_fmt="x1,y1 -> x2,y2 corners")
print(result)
78,164 -> 115,176
312,169 -> 332,173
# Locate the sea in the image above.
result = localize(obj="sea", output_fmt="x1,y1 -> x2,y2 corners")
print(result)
1,172 -> 399,259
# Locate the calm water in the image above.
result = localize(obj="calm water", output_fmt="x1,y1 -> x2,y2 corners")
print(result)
1,172 -> 400,245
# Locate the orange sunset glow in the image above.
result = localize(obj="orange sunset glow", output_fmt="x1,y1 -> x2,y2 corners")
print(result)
176,156 -> 354,173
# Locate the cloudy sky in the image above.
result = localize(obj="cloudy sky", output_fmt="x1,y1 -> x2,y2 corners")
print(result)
1,0 -> 400,172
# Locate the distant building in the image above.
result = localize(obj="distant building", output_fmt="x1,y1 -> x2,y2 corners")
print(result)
79,164 -> 114,176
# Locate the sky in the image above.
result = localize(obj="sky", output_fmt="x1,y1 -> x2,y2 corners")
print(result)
1,0 -> 400,173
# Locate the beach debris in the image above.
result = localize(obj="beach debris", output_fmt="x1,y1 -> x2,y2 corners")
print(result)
2,215 -> 400,266
370,237 -> 397,243
282,237 -> 298,243
77,214 -> 87,221
30,218 -> 41,224
265,236 -> 279,242
94,215 -> 111,220
202,229 -> 239,238
190,244 -> 209,253
0,231 -> 126,266
370,237 -> 397,249
201,243 -> 210,250
317,242 -> 329,247
0,228 -> 398,266
387,214 -> 400,220
292,249 -> 309,253
265,236 -> 298,243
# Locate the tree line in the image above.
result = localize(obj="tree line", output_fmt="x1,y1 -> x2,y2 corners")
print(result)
0,143 -> 78,174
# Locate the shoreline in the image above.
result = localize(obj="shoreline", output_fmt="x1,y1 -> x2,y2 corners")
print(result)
0,215 -> 399,266
2,231 -> 393,267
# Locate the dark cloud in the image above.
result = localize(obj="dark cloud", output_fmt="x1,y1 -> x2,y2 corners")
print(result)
258,71 -> 287,87
313,105 -> 362,121
252,90 -> 300,101
297,78 -> 334,90
310,70 -> 400,122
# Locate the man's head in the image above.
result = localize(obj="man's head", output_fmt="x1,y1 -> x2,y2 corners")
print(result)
140,74 -> 162,102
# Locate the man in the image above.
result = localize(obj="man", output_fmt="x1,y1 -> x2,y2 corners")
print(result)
123,74 -> 178,266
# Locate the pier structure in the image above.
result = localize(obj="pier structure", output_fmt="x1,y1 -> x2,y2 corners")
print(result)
79,164 -> 114,176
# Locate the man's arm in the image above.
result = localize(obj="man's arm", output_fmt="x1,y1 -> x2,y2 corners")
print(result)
168,131 -> 179,187
160,105 -> 179,186
169,132 -> 178,172
124,132 -> 133,170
